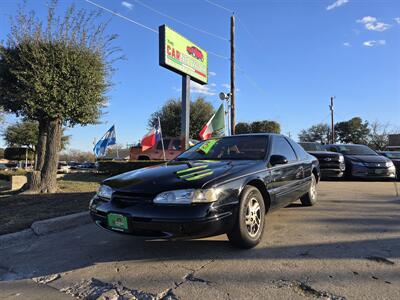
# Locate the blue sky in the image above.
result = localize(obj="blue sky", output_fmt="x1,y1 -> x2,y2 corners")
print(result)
1,0 -> 399,151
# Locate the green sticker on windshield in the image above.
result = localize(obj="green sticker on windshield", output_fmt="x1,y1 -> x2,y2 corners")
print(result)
197,139 -> 217,154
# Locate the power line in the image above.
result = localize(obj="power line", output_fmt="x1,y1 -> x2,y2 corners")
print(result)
84,0 -> 228,60
203,0 -> 233,13
85,0 -> 158,33
133,0 -> 228,42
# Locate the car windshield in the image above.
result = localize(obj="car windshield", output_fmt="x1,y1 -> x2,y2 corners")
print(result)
299,143 -> 326,152
175,136 -> 268,161
336,145 -> 377,156
382,152 -> 400,159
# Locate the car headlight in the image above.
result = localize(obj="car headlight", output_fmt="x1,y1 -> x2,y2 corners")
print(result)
338,155 -> 344,163
153,188 -> 220,205
385,161 -> 394,168
97,185 -> 113,200
352,161 -> 366,167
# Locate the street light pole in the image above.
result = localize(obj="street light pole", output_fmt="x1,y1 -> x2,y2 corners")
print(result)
329,96 -> 335,144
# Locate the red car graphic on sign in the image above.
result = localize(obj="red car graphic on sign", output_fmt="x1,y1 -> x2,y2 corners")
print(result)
186,46 -> 204,62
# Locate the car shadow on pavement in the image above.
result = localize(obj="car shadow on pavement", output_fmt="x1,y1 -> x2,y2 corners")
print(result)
1,222 -> 399,281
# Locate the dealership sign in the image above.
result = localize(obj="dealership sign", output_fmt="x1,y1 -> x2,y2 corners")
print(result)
159,25 -> 208,85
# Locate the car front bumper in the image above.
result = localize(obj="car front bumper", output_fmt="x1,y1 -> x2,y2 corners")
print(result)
350,166 -> 396,179
320,168 -> 344,178
89,196 -> 238,239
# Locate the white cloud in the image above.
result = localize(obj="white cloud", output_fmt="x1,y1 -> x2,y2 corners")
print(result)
210,83 -> 217,87
326,0 -> 349,11
190,81 -> 216,96
343,42 -> 351,47
357,16 -> 390,32
394,17 -> 400,24
363,40 -> 386,47
358,16 -> 377,24
221,83 -> 230,89
121,1 -> 133,10
209,71 -> 217,76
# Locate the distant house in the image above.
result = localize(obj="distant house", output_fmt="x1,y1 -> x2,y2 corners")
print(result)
103,148 -> 131,160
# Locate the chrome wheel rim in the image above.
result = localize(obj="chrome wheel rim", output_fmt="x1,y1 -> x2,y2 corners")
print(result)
245,197 -> 261,237
310,176 -> 317,200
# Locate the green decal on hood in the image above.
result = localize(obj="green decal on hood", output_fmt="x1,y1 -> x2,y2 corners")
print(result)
197,139 -> 217,154
176,164 -> 214,181
185,171 -> 214,181
176,165 -> 208,175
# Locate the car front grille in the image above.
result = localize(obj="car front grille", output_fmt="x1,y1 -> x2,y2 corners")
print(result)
111,191 -> 154,207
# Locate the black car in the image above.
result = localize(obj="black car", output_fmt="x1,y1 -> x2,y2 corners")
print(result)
90,134 -> 320,248
325,144 -> 396,179
378,151 -> 400,178
299,142 -> 345,178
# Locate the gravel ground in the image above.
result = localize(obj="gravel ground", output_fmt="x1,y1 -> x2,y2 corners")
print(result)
0,181 -> 399,300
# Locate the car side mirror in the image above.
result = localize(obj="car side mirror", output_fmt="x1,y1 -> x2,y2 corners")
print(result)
270,155 -> 288,166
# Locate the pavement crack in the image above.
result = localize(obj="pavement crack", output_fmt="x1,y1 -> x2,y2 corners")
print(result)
273,279 -> 347,300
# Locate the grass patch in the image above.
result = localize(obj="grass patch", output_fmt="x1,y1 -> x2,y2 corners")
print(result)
0,172 -> 109,235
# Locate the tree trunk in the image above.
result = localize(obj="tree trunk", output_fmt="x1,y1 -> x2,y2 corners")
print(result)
40,118 -> 61,193
35,118 -> 48,171
28,118 -> 48,192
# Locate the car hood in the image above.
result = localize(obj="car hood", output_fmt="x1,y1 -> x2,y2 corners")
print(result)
345,155 -> 389,163
308,151 -> 340,159
103,160 -> 260,194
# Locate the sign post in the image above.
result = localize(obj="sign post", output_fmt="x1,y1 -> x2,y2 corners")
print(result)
181,75 -> 190,150
159,25 -> 208,150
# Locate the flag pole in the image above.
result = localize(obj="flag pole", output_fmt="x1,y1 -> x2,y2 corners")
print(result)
158,117 -> 166,161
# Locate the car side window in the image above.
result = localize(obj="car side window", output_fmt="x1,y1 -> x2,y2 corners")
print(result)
156,139 -> 170,150
328,147 -> 337,152
271,136 -> 297,161
287,138 -> 309,160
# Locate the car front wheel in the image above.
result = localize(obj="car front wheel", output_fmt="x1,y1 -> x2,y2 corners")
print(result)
300,173 -> 317,206
227,186 -> 265,249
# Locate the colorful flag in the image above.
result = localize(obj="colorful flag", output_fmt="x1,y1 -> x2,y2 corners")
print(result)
141,123 -> 162,151
93,125 -> 116,158
199,104 -> 225,140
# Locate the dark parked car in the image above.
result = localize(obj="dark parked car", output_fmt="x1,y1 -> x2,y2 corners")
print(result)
90,134 -> 320,248
325,144 -> 396,179
299,142 -> 345,178
378,151 -> 400,178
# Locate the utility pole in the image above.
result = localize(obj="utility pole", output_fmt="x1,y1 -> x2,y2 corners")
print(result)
329,96 -> 335,144
230,14 -> 236,135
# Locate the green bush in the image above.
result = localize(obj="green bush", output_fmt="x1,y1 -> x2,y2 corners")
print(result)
0,169 -> 27,181
97,160 -> 166,176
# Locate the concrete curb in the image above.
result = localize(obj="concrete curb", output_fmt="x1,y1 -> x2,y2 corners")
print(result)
31,212 -> 91,236
0,212 -> 91,249
0,229 -> 36,249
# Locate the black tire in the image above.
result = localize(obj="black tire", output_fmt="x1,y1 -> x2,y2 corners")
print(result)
227,186 -> 266,249
300,173 -> 317,206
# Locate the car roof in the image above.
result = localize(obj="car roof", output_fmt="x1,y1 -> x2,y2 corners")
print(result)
222,133 -> 285,138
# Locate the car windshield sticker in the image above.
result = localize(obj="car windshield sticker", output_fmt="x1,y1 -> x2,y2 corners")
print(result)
197,139 -> 217,154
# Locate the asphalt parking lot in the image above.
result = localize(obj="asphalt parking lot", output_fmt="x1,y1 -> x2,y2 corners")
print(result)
0,181 -> 399,300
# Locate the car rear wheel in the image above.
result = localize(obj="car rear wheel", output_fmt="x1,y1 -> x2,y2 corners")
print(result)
300,173 -> 317,206
227,186 -> 265,249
